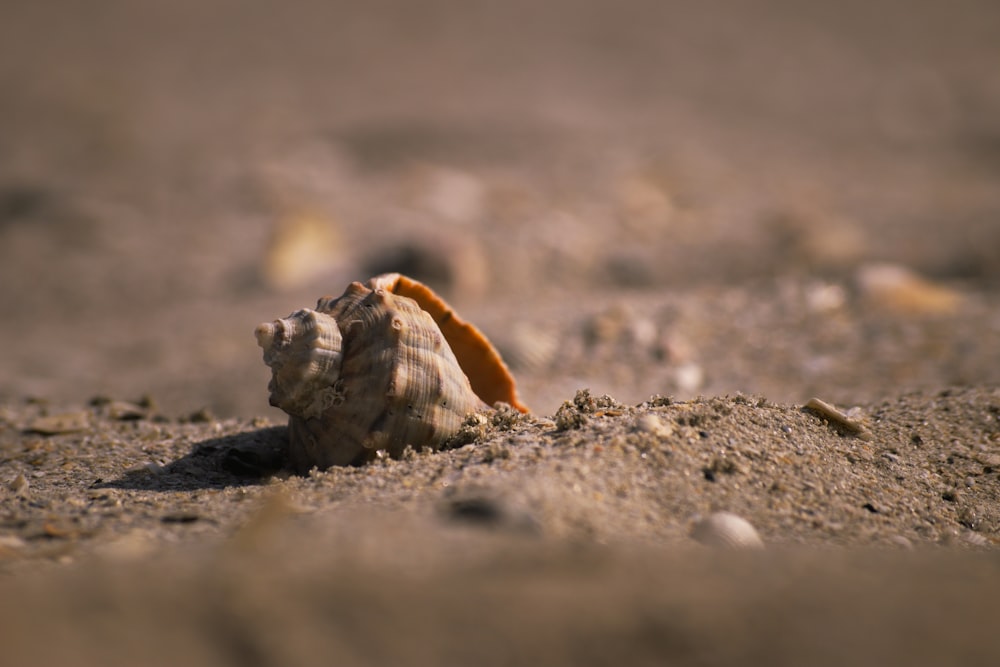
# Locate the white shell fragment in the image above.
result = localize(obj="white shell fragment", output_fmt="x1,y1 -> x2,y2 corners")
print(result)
690,512 -> 765,550
24,411 -> 90,435
633,413 -> 673,438
856,262 -> 962,316
804,397 -> 872,441
256,274 -> 527,472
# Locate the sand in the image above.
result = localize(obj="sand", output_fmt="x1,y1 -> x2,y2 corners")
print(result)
2,1 -> 1000,664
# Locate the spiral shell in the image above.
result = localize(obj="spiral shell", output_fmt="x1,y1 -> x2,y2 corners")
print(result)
256,273 -> 527,471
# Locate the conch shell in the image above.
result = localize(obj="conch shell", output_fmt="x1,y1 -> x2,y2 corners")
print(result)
256,273 -> 528,471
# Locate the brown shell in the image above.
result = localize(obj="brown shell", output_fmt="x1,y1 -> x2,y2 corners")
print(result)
255,273 -> 527,471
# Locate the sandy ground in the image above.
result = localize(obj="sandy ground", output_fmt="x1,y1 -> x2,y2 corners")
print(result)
2,0 -> 1000,665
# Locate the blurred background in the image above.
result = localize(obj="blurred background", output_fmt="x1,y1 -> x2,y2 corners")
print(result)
2,0 -> 999,418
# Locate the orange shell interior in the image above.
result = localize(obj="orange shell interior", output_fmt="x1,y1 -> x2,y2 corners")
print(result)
369,273 -> 529,413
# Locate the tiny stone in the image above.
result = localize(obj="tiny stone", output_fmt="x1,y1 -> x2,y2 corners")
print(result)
94,531 -> 157,561
0,534 -> 27,551
888,535 -> 914,549
25,411 -> 90,435
673,362 -> 704,393
106,401 -> 147,421
634,414 -> 672,438
187,408 -> 214,423
963,531 -> 989,547
690,512 -> 764,550
8,473 -> 29,497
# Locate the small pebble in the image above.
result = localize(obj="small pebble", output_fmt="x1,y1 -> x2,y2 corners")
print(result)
0,534 -> 26,552
634,414 -> 673,438
856,262 -> 962,316
440,488 -> 538,534
888,535 -> 914,550
131,462 -> 166,475
95,531 -> 157,562
262,211 -> 342,290
690,512 -> 764,550
25,411 -> 90,435
8,473 -> 29,497
805,282 -> 847,313
673,362 -> 704,393
106,401 -> 147,421
963,532 -> 989,547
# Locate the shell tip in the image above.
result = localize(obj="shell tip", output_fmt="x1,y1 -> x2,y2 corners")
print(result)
255,322 -> 277,349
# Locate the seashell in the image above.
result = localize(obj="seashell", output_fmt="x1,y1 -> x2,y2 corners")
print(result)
803,397 -> 872,441
690,512 -> 765,550
855,262 -> 962,316
256,273 -> 528,471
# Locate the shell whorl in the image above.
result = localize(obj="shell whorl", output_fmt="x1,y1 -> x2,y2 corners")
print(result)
256,276 -> 518,471
254,308 -> 344,420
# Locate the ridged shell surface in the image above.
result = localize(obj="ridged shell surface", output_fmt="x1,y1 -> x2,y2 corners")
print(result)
255,308 -> 344,421
256,279 -> 494,471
